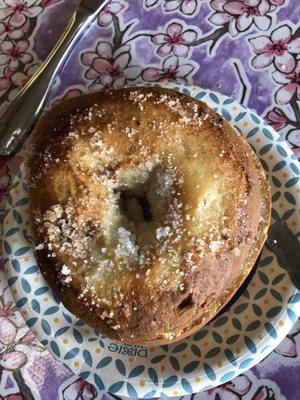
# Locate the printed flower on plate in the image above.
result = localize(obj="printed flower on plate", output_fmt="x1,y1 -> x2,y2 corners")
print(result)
0,19 -> 30,41
0,40 -> 32,71
274,319 -> 299,357
252,386 -> 276,400
273,62 -> 300,104
98,1 -> 125,27
81,42 -> 141,90
249,25 -> 300,73
0,350 -> 27,370
0,64 -> 39,101
41,0 -> 60,6
268,0 -> 285,4
0,287 -> 44,372
0,328 -> 43,371
265,107 -> 288,131
145,0 -> 160,7
274,334 -> 298,357
0,157 -> 23,212
62,378 -> 98,400
164,0 -> 200,15
0,161 -> 12,201
209,0 -> 276,36
52,88 -> 84,106
10,63 -> 39,87
204,374 -> 252,399
142,55 -> 195,84
0,301 -> 18,345
152,22 -> 198,57
145,0 -> 201,15
0,0 -> 43,28
0,73 -> 11,95
0,325 -> 28,371
287,129 -> 300,152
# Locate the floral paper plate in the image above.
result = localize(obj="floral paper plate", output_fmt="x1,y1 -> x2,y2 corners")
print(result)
3,83 -> 300,398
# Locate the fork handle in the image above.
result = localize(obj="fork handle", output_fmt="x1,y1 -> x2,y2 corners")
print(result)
0,9 -> 92,157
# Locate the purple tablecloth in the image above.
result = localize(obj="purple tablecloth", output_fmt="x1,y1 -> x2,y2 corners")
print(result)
0,0 -> 299,399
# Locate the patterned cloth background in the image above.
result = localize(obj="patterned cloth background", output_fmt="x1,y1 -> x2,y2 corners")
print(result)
0,0 -> 299,399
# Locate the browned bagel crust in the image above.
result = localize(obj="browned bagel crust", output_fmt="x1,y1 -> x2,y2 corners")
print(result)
28,87 -> 271,345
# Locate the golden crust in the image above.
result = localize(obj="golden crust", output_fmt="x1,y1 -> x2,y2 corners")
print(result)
28,87 -> 271,345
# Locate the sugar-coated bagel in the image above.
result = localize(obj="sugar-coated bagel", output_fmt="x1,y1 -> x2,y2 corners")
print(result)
29,87 -> 270,345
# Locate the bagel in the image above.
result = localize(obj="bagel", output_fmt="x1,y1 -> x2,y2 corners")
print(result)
28,87 -> 271,345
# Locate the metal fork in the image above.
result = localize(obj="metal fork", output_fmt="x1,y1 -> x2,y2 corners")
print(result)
0,0 -> 108,157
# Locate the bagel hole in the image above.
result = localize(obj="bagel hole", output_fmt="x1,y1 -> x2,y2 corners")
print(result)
119,190 -> 153,224
178,294 -> 194,311
113,167 -> 169,249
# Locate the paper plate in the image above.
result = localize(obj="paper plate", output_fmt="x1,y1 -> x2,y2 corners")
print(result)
3,84 -> 300,397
